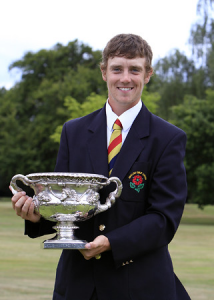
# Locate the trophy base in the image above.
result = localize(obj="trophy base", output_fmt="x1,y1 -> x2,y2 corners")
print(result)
43,238 -> 87,249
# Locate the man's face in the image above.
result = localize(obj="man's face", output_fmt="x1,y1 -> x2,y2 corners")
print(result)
101,56 -> 152,115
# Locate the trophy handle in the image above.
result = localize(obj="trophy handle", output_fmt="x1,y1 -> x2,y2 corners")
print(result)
10,174 -> 39,195
94,177 -> 123,215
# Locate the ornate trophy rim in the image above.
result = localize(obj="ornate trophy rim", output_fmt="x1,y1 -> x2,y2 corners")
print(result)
26,172 -> 108,182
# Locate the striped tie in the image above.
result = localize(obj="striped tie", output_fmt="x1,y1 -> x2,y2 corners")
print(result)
108,119 -> 123,176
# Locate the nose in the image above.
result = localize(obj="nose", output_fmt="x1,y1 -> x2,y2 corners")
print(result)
120,70 -> 131,83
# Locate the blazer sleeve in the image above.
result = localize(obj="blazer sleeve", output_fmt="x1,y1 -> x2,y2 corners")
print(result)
105,130 -> 187,268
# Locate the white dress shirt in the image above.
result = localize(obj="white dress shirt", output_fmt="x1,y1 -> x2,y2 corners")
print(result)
106,100 -> 142,147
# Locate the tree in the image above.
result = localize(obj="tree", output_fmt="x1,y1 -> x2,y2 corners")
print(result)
0,40 -> 106,195
170,90 -> 214,207
50,93 -> 107,144
150,50 -> 198,120
149,0 -> 214,123
189,0 -> 214,67
189,0 -> 214,87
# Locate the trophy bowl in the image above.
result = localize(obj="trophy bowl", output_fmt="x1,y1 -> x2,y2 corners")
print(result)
10,172 -> 122,249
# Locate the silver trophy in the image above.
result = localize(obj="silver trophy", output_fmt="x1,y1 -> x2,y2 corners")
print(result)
10,172 -> 122,249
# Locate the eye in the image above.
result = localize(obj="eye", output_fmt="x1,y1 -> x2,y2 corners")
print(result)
131,68 -> 140,73
113,67 -> 121,72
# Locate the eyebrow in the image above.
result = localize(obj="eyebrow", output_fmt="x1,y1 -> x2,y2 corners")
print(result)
130,65 -> 143,71
109,64 -> 122,70
110,64 -> 143,71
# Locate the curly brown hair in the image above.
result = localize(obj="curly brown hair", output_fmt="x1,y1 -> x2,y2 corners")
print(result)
100,34 -> 153,74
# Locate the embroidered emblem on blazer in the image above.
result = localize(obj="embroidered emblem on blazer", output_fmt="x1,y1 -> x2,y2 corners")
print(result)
129,171 -> 147,193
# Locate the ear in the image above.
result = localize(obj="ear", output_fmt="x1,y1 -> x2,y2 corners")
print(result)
144,69 -> 153,84
101,68 -> 107,82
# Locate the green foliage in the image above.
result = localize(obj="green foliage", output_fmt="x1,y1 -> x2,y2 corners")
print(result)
151,1 -> 214,122
189,0 -> 214,87
9,41 -> 102,83
170,90 -> 214,207
142,86 -> 160,114
51,93 -> 107,143
151,49 -> 206,120
207,43 -> 214,84
189,0 -> 214,67
148,1 -> 214,207
0,40 -> 106,194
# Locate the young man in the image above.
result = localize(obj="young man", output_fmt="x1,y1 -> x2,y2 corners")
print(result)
11,34 -> 191,300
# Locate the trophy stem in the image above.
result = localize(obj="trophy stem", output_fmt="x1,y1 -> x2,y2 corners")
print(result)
43,221 -> 87,249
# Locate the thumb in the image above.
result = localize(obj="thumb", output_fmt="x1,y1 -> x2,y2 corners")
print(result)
85,242 -> 92,249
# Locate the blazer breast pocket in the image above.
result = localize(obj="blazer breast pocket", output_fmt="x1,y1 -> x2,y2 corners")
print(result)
121,162 -> 150,202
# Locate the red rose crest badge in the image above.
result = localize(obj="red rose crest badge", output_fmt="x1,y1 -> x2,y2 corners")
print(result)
129,172 -> 147,193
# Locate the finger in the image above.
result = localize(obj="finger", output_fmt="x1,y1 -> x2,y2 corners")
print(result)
86,240 -> 100,250
21,197 -> 33,216
85,243 -> 92,249
90,236 -> 111,252
11,191 -> 26,203
84,239 -> 101,252
24,198 -> 38,218
28,200 -> 35,215
14,195 -> 30,215
79,248 -> 95,260
19,198 -> 41,222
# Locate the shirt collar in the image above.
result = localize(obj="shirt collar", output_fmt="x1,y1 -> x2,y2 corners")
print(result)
106,100 -> 142,132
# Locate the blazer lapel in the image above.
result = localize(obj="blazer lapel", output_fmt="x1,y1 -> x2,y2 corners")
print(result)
111,104 -> 151,182
87,103 -> 151,181
87,106 -> 109,177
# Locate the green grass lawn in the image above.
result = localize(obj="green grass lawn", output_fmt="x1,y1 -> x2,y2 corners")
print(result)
0,201 -> 61,300
169,204 -> 214,300
0,200 -> 214,300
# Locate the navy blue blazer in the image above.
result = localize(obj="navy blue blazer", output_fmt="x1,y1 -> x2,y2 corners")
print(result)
25,103 -> 191,300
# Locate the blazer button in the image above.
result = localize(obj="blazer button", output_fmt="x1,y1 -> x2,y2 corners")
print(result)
99,224 -> 106,231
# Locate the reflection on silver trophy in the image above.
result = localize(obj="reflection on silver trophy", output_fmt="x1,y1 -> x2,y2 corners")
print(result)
10,172 -> 122,249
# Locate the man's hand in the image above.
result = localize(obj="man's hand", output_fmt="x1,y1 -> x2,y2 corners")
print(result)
9,187 -> 41,223
79,235 -> 111,260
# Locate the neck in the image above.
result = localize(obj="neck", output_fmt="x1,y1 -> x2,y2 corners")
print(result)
108,100 -> 141,116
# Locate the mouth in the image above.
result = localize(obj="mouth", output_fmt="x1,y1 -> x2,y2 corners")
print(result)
118,87 -> 133,91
